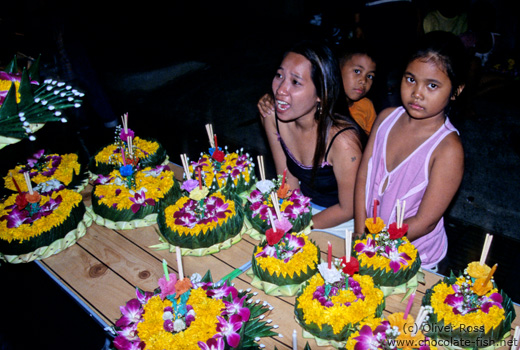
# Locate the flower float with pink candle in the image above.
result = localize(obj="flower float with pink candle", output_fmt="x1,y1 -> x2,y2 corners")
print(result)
111,261 -> 279,350
353,200 -> 422,293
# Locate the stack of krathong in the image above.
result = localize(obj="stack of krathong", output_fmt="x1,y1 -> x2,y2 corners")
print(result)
0,170 -> 91,263
353,199 -> 422,296
112,259 -> 278,350
154,153 -> 245,256
421,234 -> 516,349
4,148 -> 88,193
294,237 -> 385,348
185,124 -> 255,198
90,116 -> 179,229
0,55 -> 84,149
89,113 -> 169,177
245,155 -> 312,240
248,199 -> 320,296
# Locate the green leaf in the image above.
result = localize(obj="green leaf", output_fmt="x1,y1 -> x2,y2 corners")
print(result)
18,68 -> 35,109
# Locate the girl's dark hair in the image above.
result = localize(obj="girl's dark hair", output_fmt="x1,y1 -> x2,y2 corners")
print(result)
284,40 -> 366,176
407,31 -> 469,98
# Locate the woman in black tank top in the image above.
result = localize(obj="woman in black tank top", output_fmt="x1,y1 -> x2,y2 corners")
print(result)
260,40 -> 366,229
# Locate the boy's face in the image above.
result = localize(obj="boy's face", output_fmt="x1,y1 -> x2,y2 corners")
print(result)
341,54 -> 376,103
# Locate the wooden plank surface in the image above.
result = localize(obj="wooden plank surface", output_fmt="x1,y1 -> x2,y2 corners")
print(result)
39,163 -> 519,350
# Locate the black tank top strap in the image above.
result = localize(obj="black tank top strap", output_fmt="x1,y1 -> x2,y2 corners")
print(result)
324,126 -> 354,162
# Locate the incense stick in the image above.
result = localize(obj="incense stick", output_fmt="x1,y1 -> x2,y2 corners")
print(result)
480,233 -> 493,265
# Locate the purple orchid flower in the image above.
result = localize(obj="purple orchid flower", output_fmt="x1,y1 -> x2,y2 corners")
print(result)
129,190 -> 155,213
115,299 -> 143,328
255,245 -> 278,259
113,336 -> 144,350
381,245 -> 411,273
120,129 -> 135,142
135,288 -> 153,304
215,314 -> 243,348
207,284 -> 238,300
118,323 -> 139,341
198,337 -> 225,350
247,190 -> 264,203
174,212 -> 198,228
1,208 -> 30,228
223,295 -> 251,322
25,149 -> 45,168
480,293 -> 503,313
353,324 -> 386,350
94,174 -> 114,185
354,236 -> 378,258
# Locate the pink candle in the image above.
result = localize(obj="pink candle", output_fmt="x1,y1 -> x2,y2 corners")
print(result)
373,199 -> 379,223
328,241 -> 332,269
214,134 -> 218,149
198,167 -> 202,189
404,292 -> 415,319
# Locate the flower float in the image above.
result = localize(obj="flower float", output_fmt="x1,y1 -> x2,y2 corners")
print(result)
0,174 -> 89,263
3,149 -> 85,192
294,253 -> 385,347
421,263 -> 516,349
91,161 -> 179,229
112,270 -> 278,350
0,55 -> 83,149
249,217 -> 320,296
188,148 -> 255,196
89,113 -> 168,176
245,173 -> 312,238
354,200 -> 421,290
156,162 -> 244,254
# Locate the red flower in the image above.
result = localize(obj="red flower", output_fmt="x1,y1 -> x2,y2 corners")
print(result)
212,149 -> 225,162
265,228 -> 285,246
388,222 -> 408,239
15,193 -> 28,210
340,256 -> 359,275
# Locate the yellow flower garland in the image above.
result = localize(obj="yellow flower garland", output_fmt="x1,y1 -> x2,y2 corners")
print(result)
254,234 -> 318,278
357,234 -> 418,273
4,153 -> 81,191
429,279 -> 505,334
164,192 -> 236,236
296,274 -> 385,335
94,137 -> 160,166
0,189 -> 83,243
93,167 -> 174,210
191,153 -> 251,188
136,288 -> 223,350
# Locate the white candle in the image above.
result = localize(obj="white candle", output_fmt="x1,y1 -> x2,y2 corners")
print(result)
176,246 -> 184,280
292,329 -> 297,350
345,229 -> 352,262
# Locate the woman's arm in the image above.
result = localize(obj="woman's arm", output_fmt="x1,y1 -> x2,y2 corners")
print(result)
404,133 -> 464,240
354,107 -> 395,235
312,128 -> 362,229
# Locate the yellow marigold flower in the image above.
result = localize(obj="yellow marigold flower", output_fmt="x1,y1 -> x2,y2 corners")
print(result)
94,137 -> 160,166
357,234 -> 418,272
4,153 -> 81,192
136,288 -> 222,350
0,80 -> 20,103
296,274 -> 384,335
0,189 -> 83,243
467,261 -> 491,279
164,193 -> 235,236
365,217 -> 385,233
94,167 -> 174,210
255,234 -> 318,278
430,282 -> 505,334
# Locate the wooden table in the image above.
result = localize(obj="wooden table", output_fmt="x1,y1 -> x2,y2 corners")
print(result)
36,164 -> 520,350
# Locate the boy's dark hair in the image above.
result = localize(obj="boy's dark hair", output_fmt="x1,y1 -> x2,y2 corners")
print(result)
337,39 -> 378,68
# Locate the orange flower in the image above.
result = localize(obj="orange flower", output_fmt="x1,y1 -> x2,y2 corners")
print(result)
174,278 -> 193,299
365,217 -> 385,234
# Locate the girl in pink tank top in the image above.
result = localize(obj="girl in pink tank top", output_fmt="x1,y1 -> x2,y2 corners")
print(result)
354,31 -> 468,269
